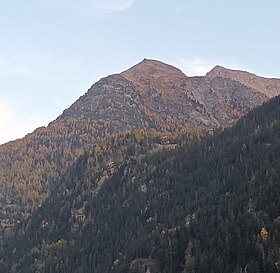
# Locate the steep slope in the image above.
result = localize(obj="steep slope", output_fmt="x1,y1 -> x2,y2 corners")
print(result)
2,95 -> 280,273
0,59 -> 279,233
0,73 -> 158,231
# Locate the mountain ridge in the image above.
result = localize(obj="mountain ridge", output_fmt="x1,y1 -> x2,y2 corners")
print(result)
206,65 -> 280,98
1,59 -> 279,148
0,58 -> 280,233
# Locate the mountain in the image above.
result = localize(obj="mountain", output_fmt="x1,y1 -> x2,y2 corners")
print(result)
206,65 -> 280,98
0,59 -> 280,232
2,90 -> 280,273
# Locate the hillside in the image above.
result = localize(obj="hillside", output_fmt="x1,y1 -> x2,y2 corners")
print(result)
0,59 -> 280,232
1,92 -> 280,272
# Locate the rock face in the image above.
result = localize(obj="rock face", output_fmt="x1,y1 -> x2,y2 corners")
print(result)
120,59 -> 276,129
206,65 -> 280,98
0,58 -> 279,229
128,258 -> 160,273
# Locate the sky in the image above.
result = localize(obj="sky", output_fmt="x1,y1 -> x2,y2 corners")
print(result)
0,0 -> 280,144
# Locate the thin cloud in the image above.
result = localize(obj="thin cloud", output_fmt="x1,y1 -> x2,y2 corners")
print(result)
0,99 -> 48,145
40,0 -> 136,15
177,58 -> 220,76
175,57 -> 244,77
93,0 -> 136,14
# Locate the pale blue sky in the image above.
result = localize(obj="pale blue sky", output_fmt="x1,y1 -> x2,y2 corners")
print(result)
0,0 -> 280,144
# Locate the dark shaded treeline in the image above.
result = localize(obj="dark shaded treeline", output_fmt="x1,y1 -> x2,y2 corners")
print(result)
1,96 -> 280,272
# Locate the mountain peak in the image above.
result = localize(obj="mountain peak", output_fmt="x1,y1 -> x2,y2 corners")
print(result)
206,65 -> 235,77
120,59 -> 187,100
121,58 -> 187,82
206,65 -> 280,98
